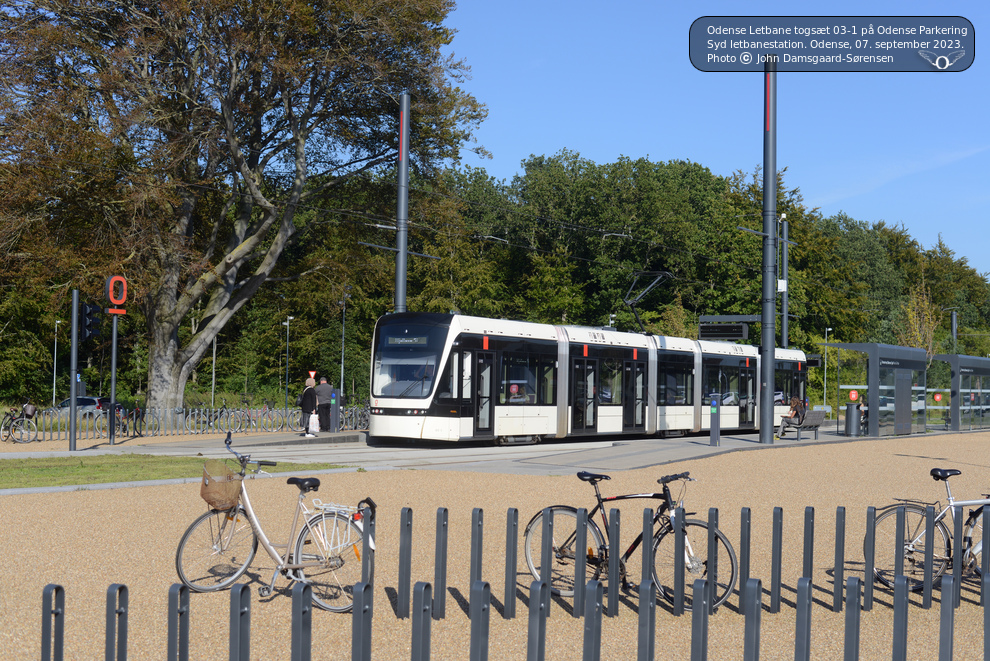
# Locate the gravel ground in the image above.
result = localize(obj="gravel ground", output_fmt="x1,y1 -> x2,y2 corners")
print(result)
2,432 -> 989,659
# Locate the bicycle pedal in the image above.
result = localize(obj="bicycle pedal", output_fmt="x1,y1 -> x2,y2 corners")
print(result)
258,586 -> 272,598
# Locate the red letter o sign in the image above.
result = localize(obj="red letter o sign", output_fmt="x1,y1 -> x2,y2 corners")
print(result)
106,276 -> 127,315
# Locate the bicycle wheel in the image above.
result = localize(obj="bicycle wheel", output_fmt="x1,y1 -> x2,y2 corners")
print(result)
286,409 -> 304,432
293,511 -> 366,612
870,504 -> 951,591
185,411 -> 208,433
9,417 -> 38,443
652,518 -> 738,611
262,411 -> 284,432
143,413 -> 161,436
523,506 -> 604,596
176,507 -> 258,592
0,415 -> 11,441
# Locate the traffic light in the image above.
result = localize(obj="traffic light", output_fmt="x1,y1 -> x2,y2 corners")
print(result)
79,302 -> 102,341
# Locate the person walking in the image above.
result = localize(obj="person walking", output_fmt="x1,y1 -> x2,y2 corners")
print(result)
300,377 -> 319,438
315,376 -> 335,432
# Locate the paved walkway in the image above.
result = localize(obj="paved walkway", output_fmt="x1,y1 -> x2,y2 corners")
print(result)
0,419 -> 914,494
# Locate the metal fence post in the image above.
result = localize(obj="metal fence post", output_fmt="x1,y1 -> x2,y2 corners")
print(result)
362,503 -> 375,620
434,507 -> 448,619
398,507 -> 413,619
739,507 -> 751,610
41,583 -> 65,661
707,508 -> 718,615
582,580 -> 604,661
690,579 -> 709,661
843,577 -> 861,661
770,507 -> 783,613
894,506 -> 905,579
290,583 -> 312,661
794,577 -> 812,661
952,506 -> 963,608
939,574 -> 955,661
608,508 -> 620,617
167,584 -> 190,661
833,506 -> 845,613
504,508 -> 518,620
471,508 -> 484,588
228,584 -> 251,661
743,578 -> 761,661
924,505 -> 935,609
105,583 -> 128,661
574,508 -> 588,617
674,507 -> 685,616
863,506 -> 875,611
351,582 -> 372,661
803,506 -> 814,582
412,582 -> 432,661
527,581 -> 548,661
470,581 -> 491,661
539,508 -> 553,602
638,508 -> 655,661
892,575 -> 908,661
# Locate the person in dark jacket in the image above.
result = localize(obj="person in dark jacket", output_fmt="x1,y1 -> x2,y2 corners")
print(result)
300,377 -> 319,437
314,376 -> 335,432
777,395 -> 806,438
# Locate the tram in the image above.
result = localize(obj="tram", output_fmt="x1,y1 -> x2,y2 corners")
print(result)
368,312 -> 807,444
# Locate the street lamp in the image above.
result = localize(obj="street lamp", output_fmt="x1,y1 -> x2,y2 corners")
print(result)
52,320 -> 62,407
339,287 -> 351,399
824,327 -> 833,416
283,316 -> 294,416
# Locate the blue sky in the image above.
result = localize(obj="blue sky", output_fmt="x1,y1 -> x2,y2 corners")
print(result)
442,1 -> 989,273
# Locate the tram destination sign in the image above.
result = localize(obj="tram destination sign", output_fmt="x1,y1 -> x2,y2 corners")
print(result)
690,16 -> 974,72
699,323 -> 748,341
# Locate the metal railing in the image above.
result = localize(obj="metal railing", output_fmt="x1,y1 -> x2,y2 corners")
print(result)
31,504 -> 990,659
27,404 -> 370,442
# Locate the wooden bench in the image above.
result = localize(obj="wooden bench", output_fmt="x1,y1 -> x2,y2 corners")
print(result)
791,409 -> 827,441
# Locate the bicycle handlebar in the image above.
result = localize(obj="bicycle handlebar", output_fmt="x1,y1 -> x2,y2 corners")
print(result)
657,471 -> 691,486
223,432 -> 279,470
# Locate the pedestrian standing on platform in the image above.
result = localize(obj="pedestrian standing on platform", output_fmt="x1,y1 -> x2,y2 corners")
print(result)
300,377 -> 319,437
315,376 -> 335,432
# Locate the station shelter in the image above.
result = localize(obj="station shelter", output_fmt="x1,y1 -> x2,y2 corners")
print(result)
931,353 -> 990,432
824,343 -> 928,437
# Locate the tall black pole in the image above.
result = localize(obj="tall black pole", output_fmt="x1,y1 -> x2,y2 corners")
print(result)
781,217 -> 789,348
760,56 -> 778,444
395,92 -> 410,313
69,289 -> 78,451
109,314 -> 118,445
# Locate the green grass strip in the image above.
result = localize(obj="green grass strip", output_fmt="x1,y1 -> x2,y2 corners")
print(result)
0,454 -> 345,489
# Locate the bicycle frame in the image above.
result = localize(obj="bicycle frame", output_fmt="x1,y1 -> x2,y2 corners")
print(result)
891,478 -> 990,567
582,480 -> 683,584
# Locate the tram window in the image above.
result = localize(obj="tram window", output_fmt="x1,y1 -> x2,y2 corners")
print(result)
538,357 -> 556,405
600,359 -> 622,405
659,367 -> 693,405
436,353 -> 459,400
501,353 -> 538,405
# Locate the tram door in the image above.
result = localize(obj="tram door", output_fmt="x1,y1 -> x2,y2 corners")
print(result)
474,352 -> 495,436
739,367 -> 756,428
623,361 -> 646,431
572,358 -> 597,433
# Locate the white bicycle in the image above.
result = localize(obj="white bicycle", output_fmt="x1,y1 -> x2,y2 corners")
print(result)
175,433 -> 376,612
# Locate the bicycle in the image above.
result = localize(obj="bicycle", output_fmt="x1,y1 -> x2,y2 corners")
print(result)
0,402 -> 39,443
174,433 -> 377,612
240,400 -> 285,432
523,470 -> 738,611
868,466 -> 988,592
285,407 -> 305,432
185,398 -> 245,433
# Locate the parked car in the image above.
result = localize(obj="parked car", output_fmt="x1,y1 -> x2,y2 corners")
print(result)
56,396 -> 102,417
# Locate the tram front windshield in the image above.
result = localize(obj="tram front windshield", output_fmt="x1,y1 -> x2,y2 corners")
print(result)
372,318 -> 450,398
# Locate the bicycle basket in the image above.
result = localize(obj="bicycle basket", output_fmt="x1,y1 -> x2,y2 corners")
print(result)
22,404 -> 36,419
200,459 -> 242,510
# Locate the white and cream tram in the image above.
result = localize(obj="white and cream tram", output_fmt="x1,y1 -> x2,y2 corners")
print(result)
369,313 -> 807,444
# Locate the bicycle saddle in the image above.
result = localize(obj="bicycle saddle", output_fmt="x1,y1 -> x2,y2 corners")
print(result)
931,468 -> 962,482
577,471 -> 610,484
287,477 -> 321,493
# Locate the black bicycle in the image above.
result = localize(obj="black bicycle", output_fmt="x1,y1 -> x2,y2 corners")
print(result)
1,401 -> 39,443
523,470 -> 738,611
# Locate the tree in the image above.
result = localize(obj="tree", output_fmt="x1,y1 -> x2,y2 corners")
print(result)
896,281 -> 943,366
0,0 -> 485,408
